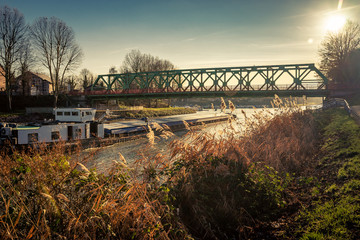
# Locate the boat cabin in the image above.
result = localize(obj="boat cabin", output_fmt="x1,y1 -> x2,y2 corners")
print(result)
54,108 -> 96,123
0,122 -> 104,145
0,107 -> 104,145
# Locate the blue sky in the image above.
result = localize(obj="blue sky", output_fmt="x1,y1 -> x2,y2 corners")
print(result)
1,0 -> 360,75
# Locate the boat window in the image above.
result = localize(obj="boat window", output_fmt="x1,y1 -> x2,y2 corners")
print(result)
56,112 -> 63,116
72,112 -> 79,116
86,112 -> 92,115
51,131 -> 60,140
75,128 -> 82,138
82,112 -> 84,117
64,112 -> 70,116
28,133 -> 38,143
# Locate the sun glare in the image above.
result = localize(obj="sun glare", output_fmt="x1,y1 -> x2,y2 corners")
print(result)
325,14 -> 346,32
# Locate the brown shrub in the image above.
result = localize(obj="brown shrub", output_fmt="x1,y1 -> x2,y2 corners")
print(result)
0,140 -> 189,239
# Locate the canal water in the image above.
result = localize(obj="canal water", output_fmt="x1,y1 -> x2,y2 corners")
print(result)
80,108 -> 265,173
79,102 -> 321,174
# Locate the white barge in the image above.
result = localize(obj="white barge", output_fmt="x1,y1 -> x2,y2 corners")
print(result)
0,109 -> 230,147
0,108 -> 104,145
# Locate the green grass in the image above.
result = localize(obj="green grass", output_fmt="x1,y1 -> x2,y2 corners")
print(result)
295,108 -> 360,239
299,196 -> 360,240
0,111 -> 25,118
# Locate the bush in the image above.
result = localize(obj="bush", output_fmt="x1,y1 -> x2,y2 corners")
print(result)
0,142 -> 189,239
166,156 -> 291,239
144,96 -> 317,239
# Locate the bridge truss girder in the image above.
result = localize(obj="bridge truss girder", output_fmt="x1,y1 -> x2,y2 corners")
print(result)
90,63 -> 328,94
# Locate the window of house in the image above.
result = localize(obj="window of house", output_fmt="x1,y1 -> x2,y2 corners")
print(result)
72,112 -> 79,116
64,112 -> 70,116
28,133 -> 38,143
51,131 -> 60,140
56,111 -> 63,116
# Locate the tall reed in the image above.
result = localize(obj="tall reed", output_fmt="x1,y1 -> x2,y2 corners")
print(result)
155,95 -> 318,238
0,96 -> 319,239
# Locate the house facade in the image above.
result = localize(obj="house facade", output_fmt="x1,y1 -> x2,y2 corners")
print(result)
0,68 -> 5,92
15,72 -> 52,96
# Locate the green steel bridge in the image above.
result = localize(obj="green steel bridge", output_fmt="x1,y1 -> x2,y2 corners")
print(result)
80,63 -> 329,100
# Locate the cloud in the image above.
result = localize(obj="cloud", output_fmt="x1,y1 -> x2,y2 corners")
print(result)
124,47 -> 139,51
260,41 -> 312,49
183,38 -> 196,42
282,3 -> 360,20
186,58 -> 306,67
107,47 -> 140,56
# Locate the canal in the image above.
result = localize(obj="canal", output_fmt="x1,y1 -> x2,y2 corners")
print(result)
80,108 -> 264,173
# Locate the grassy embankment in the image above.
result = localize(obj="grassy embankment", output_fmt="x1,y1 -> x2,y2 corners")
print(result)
0,111 -> 25,119
0,97 -> 359,239
290,108 -> 360,239
115,107 -> 196,118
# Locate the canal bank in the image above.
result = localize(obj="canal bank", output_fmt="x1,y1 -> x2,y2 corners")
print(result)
5,104 -> 358,239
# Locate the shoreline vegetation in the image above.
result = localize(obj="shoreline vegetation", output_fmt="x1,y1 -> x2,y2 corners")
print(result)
107,107 -> 197,119
1,97 -> 359,239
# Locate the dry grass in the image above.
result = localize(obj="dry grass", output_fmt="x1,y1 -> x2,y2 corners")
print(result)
0,95 -> 319,239
134,95 -> 318,239
168,95 -> 316,174
0,140 -> 189,239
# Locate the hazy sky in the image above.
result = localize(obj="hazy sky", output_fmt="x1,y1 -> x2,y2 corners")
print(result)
1,0 -> 360,75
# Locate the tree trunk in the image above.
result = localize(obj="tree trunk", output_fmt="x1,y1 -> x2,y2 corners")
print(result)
22,79 -> 25,96
7,89 -> 12,112
54,92 -> 58,108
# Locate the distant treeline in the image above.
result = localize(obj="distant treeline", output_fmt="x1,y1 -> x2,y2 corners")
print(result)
0,95 -> 67,112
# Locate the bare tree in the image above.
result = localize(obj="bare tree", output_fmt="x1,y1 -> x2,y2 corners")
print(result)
319,20 -> 360,83
64,75 -> 78,92
121,49 -> 175,73
0,6 -> 28,111
18,40 -> 35,95
31,17 -> 83,107
79,68 -> 94,90
120,50 -> 175,107
121,49 -> 143,73
346,49 -> 360,82
109,66 -> 118,74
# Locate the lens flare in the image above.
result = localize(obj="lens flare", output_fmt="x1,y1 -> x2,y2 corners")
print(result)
325,14 -> 346,32
338,0 -> 343,10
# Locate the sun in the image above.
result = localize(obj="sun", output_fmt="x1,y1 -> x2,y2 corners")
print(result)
324,14 -> 346,32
